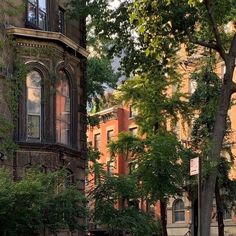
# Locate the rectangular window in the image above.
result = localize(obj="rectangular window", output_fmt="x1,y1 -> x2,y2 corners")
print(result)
129,105 -> 138,118
94,134 -> 101,150
58,7 -> 65,34
129,127 -> 138,136
27,0 -> 47,30
107,161 -> 114,176
107,130 -> 114,144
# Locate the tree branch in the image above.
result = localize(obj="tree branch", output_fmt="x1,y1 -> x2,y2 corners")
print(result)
229,33 -> 236,58
204,0 -> 227,60
231,81 -> 236,94
190,38 -> 218,50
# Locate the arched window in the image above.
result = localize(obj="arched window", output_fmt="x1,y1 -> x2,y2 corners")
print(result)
173,199 -> 185,222
26,71 -> 42,140
56,70 -> 71,145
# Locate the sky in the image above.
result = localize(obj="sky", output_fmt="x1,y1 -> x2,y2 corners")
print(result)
110,0 -> 121,9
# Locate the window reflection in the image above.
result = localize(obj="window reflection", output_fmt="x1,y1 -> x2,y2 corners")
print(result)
56,71 -> 71,145
27,71 -> 41,139
27,0 -> 47,30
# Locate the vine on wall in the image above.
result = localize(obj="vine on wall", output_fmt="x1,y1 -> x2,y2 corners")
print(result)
0,1 -> 27,158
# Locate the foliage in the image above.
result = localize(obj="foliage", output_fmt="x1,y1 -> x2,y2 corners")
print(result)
87,56 -> 119,112
91,174 -> 162,236
0,0 -> 29,158
0,168 -> 86,235
71,0 -> 236,235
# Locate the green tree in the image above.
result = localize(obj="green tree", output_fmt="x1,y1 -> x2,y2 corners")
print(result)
87,143 -> 161,236
128,1 -> 236,235
70,0 -> 236,235
189,59 -> 236,236
87,56 -> 119,112
0,168 -> 86,235
108,132 -> 191,236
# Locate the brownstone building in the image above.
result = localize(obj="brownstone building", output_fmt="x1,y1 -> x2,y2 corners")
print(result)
0,0 -> 88,226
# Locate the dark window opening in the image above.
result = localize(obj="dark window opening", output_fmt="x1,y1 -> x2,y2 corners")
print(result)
58,7 -> 65,34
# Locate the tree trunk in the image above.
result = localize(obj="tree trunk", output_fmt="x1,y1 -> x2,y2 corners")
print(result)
160,200 -> 168,236
215,178 -> 224,236
200,65 -> 233,236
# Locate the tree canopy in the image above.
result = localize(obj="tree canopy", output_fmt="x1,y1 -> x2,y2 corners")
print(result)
0,168 -> 86,235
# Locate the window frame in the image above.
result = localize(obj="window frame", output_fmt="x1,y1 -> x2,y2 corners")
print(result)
27,0 -> 47,30
173,199 -> 185,223
129,127 -> 138,136
107,130 -> 114,144
94,133 -> 101,151
26,70 -> 43,141
55,70 -> 72,146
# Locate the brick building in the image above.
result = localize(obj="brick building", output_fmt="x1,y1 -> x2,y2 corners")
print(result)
0,1 -> 88,234
87,57 -> 236,236
87,105 -> 161,234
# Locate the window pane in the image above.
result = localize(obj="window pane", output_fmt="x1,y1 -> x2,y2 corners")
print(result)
129,127 -> 138,136
27,71 -> 41,87
39,0 -> 46,12
27,71 -> 41,140
29,0 -> 36,4
173,200 -> 185,222
94,134 -> 101,150
38,10 -> 46,30
27,88 -> 41,114
56,71 -> 71,145
107,130 -> 114,143
28,3 -> 37,25
27,115 -> 40,139
58,8 -> 65,33
175,211 -> 185,222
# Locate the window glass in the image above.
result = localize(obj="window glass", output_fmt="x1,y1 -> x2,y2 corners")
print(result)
129,105 -> 138,118
28,3 -> 37,25
107,130 -> 114,144
129,127 -> 138,136
94,134 -> 101,150
26,71 -> 41,139
39,0 -> 46,12
58,8 -> 65,34
173,199 -> 185,222
107,160 -> 115,176
56,71 -> 71,145
27,0 -> 47,30
38,10 -> 46,29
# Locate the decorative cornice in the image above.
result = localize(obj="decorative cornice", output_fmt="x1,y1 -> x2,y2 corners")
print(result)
6,27 -> 89,58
